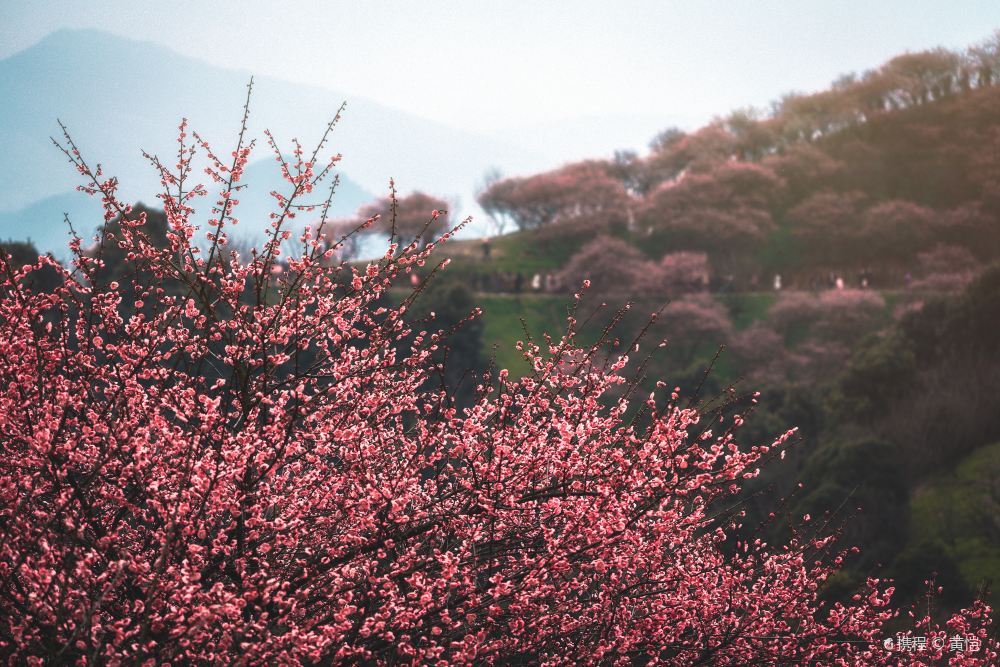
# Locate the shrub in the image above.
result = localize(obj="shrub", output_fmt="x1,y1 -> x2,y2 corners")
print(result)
650,251 -> 711,295
557,234 -> 652,296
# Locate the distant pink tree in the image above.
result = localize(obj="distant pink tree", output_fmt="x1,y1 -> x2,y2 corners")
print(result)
476,175 -> 521,235
786,190 -> 868,264
476,161 -> 629,232
641,163 -> 783,262
769,289 -> 886,343
882,48 -> 963,105
658,295 -> 734,364
644,123 -> 738,184
534,208 -> 631,247
935,203 -> 999,255
649,251 -> 711,295
911,244 -> 978,292
557,235 -> 652,295
784,339 -> 855,384
774,86 -> 861,140
860,199 -> 936,259
356,189 -> 449,246
724,108 -> 780,161
736,290 -> 885,384
763,144 -> 845,200
916,244 -> 977,274
729,323 -> 790,384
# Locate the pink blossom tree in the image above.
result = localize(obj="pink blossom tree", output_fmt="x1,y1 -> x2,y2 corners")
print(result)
557,235 -> 653,295
651,251 -> 711,295
644,123 -> 738,184
0,109 -> 996,665
763,144 -> 845,201
935,203 -> 999,256
860,199 -> 936,260
355,189 -> 450,247
728,322 -> 789,385
476,161 -> 629,232
317,217 -> 369,264
911,244 -> 978,292
769,289 -> 887,344
786,190 -> 868,265
657,294 -> 734,366
640,162 -> 783,269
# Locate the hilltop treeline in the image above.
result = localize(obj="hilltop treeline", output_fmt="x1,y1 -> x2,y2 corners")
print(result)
477,32 -> 1000,288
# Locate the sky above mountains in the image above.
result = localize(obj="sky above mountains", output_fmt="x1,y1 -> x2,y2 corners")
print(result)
3,0 -> 1000,143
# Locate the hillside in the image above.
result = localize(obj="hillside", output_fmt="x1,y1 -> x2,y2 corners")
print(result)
471,41 -> 1000,292
423,71 -> 1000,388
396,38 -> 1000,611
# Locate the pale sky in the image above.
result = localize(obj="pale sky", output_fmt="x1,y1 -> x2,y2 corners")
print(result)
3,1 -> 1000,138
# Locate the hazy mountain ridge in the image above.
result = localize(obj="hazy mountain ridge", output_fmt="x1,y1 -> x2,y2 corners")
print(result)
0,28 -> 554,251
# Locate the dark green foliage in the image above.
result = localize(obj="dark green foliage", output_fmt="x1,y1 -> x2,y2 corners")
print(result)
794,435 -> 909,570
0,240 -> 63,293
834,332 -> 917,422
890,540 -> 970,608
838,265 -> 1000,471
412,274 -> 486,408
924,261 -> 1000,354
898,442 -> 1000,607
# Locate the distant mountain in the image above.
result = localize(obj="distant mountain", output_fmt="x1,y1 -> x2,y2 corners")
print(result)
0,28 -> 551,248
0,192 -> 102,256
209,156 -> 374,240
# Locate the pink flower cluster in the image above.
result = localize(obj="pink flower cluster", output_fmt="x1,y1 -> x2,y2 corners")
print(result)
0,109 -> 995,664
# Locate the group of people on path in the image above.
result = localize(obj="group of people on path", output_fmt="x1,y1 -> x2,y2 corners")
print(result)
468,271 -> 563,294
775,268 -> 879,291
